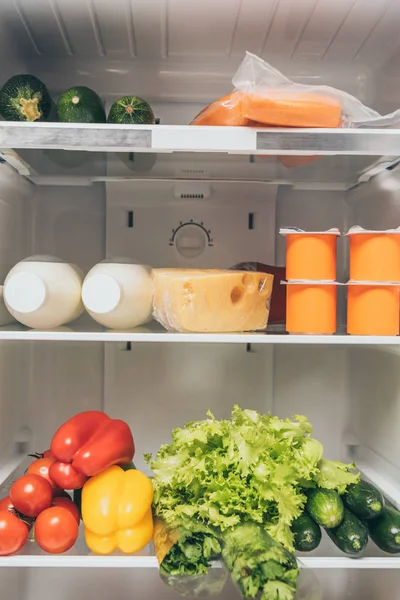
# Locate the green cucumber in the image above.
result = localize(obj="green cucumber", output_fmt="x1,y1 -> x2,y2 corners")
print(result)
291,511 -> 322,552
0,74 -> 51,122
107,96 -> 155,124
57,86 -> 106,123
306,488 -> 344,529
344,480 -> 384,520
367,506 -> 400,554
326,508 -> 368,555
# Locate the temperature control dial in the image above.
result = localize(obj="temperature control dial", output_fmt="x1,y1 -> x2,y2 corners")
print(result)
170,220 -> 213,258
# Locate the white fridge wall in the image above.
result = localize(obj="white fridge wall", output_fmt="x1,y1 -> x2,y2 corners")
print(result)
1,0 -> 400,112
0,167 -> 33,463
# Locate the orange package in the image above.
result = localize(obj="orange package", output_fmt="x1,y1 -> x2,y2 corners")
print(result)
240,91 -> 342,128
190,92 -> 249,126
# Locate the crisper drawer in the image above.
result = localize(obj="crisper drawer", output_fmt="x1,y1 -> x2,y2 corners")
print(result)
1,566 -> 399,600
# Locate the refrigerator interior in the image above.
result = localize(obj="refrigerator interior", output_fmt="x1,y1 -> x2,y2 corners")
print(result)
1,0 -> 400,598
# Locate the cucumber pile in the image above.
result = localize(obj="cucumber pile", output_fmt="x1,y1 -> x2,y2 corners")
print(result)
0,75 -> 155,125
291,479 -> 400,556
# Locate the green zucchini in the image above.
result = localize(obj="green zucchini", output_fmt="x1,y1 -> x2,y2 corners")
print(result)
344,480 -> 384,520
367,506 -> 400,554
306,488 -> 344,529
107,95 -> 155,124
326,508 -> 368,555
57,86 -> 106,123
0,74 -> 51,122
291,511 -> 322,552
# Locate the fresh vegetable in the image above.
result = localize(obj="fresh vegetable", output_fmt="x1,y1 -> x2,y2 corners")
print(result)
190,93 -> 249,126
344,480 -> 384,520
313,459 -> 359,494
148,407 -> 357,553
35,506 -> 79,554
49,461 -> 88,490
0,510 -> 29,556
306,489 -> 344,529
291,511 -> 321,552
367,506 -> 400,554
0,74 -> 51,122
107,96 -> 155,124
148,406 -> 358,600
52,497 -> 80,524
222,523 -> 299,600
0,496 -> 14,512
326,508 -> 368,555
27,457 -> 61,495
153,518 -> 221,576
28,450 -> 54,460
49,411 -> 135,489
10,474 -> 53,517
82,465 -> 153,554
57,86 -> 106,123
240,91 -> 342,128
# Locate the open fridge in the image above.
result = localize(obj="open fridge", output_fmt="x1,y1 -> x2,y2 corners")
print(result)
1,0 -> 400,598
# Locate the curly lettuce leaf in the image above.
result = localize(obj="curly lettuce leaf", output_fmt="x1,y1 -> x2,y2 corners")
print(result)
148,406 -> 322,552
314,459 -> 360,494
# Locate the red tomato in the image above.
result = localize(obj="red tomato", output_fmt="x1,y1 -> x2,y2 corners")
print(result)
51,497 -> 80,524
0,496 -> 14,512
0,510 -> 29,556
10,475 -> 52,518
35,507 -> 79,554
49,462 -> 88,490
27,458 -> 61,494
29,450 -> 54,460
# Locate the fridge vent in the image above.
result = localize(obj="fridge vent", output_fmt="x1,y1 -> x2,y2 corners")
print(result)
174,183 -> 210,199
180,169 -> 205,174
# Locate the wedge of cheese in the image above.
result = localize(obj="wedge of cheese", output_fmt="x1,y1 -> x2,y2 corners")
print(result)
152,269 -> 274,333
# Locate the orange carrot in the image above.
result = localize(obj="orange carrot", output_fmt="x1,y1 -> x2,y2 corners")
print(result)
190,92 -> 249,126
241,91 -> 342,128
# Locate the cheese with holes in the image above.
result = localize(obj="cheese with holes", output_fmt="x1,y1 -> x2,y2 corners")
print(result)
152,269 -> 274,333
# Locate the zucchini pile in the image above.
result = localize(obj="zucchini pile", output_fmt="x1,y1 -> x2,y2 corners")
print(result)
291,479 -> 400,556
0,75 -> 155,125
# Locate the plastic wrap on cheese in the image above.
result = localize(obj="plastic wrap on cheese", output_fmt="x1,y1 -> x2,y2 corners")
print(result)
152,269 -> 274,333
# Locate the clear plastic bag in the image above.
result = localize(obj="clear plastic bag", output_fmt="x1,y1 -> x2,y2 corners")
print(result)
191,52 -> 400,129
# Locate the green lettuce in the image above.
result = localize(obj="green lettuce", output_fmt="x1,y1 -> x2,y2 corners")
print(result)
314,459 -> 359,494
148,406 -> 359,599
148,406 -> 325,552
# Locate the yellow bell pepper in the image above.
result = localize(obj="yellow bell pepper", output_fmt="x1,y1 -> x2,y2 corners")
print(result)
82,465 -> 153,555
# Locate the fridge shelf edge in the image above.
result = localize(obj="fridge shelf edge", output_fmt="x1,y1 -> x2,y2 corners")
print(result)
0,123 -> 400,155
1,555 -> 400,569
0,328 -> 399,344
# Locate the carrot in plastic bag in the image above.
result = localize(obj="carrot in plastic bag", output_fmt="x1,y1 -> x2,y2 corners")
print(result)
190,92 -> 249,126
241,91 -> 342,128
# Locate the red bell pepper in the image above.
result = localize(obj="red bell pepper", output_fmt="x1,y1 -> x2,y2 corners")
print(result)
49,411 -> 135,489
